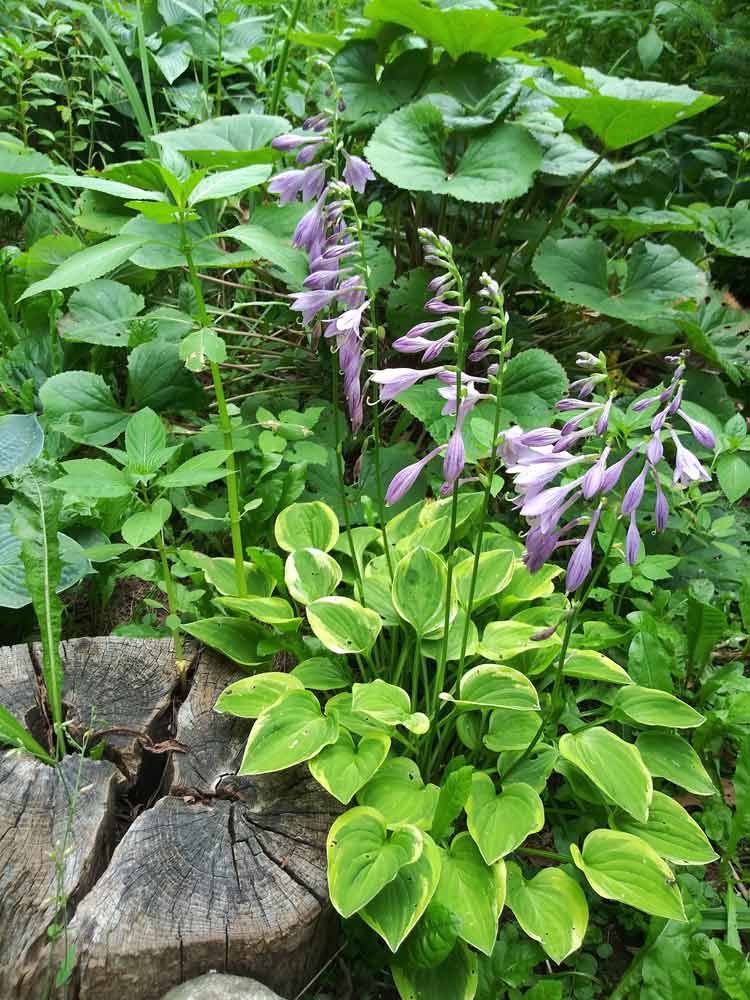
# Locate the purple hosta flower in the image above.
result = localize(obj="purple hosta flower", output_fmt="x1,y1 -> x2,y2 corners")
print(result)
393,332 -> 457,362
272,133 -> 327,152
582,445 -> 611,499
520,477 -> 585,534
293,190 -> 329,252
600,448 -> 638,494
565,508 -> 602,592
425,297 -> 463,315
443,424 -> 466,486
596,396 -> 613,435
678,409 -> 716,449
647,433 -> 663,465
401,318 -> 458,341
670,429 -> 711,486
510,452 -> 587,496
524,525 -> 562,573
625,512 -> 641,565
370,366 -> 446,401
385,446 -> 443,505
296,143 -> 323,165
303,113 -> 330,131
621,462 -> 649,516
268,165 -> 326,205
290,287 -> 344,324
343,152 -> 375,193
569,374 -> 606,398
653,469 -> 669,530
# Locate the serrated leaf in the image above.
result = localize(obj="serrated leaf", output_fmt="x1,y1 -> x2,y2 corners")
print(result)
179,328 -> 227,371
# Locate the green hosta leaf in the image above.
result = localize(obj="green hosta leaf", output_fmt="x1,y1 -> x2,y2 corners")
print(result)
466,774 -> 544,864
484,709 -> 541,753
453,549 -> 515,608
291,656 -> 352,690
327,806 -> 423,917
613,686 -> 704,728
358,757 -> 439,830
125,407 -> 168,474
121,499 -> 172,547
217,595 -> 299,628
275,500 -> 339,552
40,371 -> 129,446
179,327 -> 227,372
533,237 -> 706,323
635,732 -> 715,796
589,206 -> 700,243
361,833 -> 442,952
179,550 -> 273,597
19,234 -> 147,300
187,164 -> 272,205
0,414 -> 44,476
58,279 -> 144,347
363,0 -> 543,60
392,546 -> 450,635
611,791 -> 717,865
717,453 -> 750,503
500,746 -> 559,795
684,202 -> 750,258
506,862 -> 589,964
444,664 -> 539,714
222,223 -> 308,286
431,765 -> 474,843
35,171 -> 168,202
570,829 -> 686,921
153,113 -> 289,169
307,596 -> 382,654
433,832 -> 505,956
284,547 -> 342,604
365,101 -> 541,204
158,450 -> 230,488
181,617 -> 268,665
563,649 -> 633,685
352,680 -> 429,735
310,730 -> 391,804
559,727 -> 652,822
53,459 -> 131,498
479,619 -> 560,663
0,702 -> 55,763
421,608 -> 478,662
325,692 -> 392,738
401,902 -> 463,970
239,689 -> 339,774
391,941 -> 478,1000
536,64 -> 720,149
214,672 -> 304,719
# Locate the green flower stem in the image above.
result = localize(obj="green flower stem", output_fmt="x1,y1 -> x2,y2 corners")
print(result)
179,218 -> 247,597
157,527 -> 185,673
268,0 -> 304,116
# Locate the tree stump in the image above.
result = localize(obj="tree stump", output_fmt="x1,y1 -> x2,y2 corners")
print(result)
0,638 -> 339,1000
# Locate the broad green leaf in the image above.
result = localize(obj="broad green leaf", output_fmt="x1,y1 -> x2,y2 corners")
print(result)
352,680 -> 428,735
179,550 -> 273,597
392,546 -> 450,635
431,765 -> 474,843
284,547 -> 342,604
291,656 -> 352,690
187,164 -> 272,205
40,371 -> 129,446
559,727 -> 652,822
0,414 -> 44,476
497,563 -> 562,614
589,206 -> 700,243
35,171 -> 168,202
433,832 -> 505,956
158,450 -> 230,487
153,113 -> 289,169
307,596 -> 382,654
363,0 -> 543,60
506,862 -> 589,964
391,941 -> 478,1000
19,234 -> 146,300
0,702 -> 55,763
479,619 -> 560,663
53,459 -> 131,498
329,41 -> 427,125
400,902 -> 463,970
239,689 -> 339,774
275,500 -> 339,552
484,709 -> 541,752
684,202 -> 750,258
222,223 -> 308,286
503,348 -> 570,412
627,612 -> 673,691
215,672 -> 304,719
636,732 -> 715,796
365,102 -> 541,203
58,279 -> 144,347
466,773 -> 544,864
121,499 -> 172,547
570,829 -> 686,921
327,806 -> 423,917
709,939 -> 750,1000
444,663 -> 540,713
611,791 -> 717,865
361,833 -> 442,952
179,328 -> 227,372
217,595 -> 299,628
310,730 -> 391,804
127,337 -> 205,412
717,452 -> 750,503
686,594 -> 729,669
500,745 -> 559,795
124,408 -> 171,477
421,608 -> 478,662
533,237 -> 706,323
325,692 -> 393,738
358,757 -> 439,830
0,135 -> 59,195
181,617 -> 268,665
563,649 -> 633,685
453,549 -> 515,608
613,686 -> 704,728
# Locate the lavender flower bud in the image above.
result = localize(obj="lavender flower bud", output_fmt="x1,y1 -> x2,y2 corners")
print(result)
596,396 -> 613,436
600,449 -> 637,494
582,446 -> 611,499
678,409 -> 716,449
565,508 -> 601,592
653,469 -> 669,531
370,366 -> 445,401
646,434 -> 663,464
385,446 -> 442,505
443,426 -> 466,485
272,133 -> 326,151
621,463 -> 649,516
625,512 -> 641,566
343,153 -> 375,193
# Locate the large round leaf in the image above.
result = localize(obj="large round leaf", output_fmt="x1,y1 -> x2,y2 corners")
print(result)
432,832 -> 505,957
275,500 -> 339,553
307,596 -> 382,654
238,689 -> 339,774
309,730 -> 391,805
611,791 -> 717,865
466,773 -> 544,864
327,806 -> 423,918
571,829 -> 686,921
365,101 -> 541,203
285,547 -> 342,604
506,862 -> 589,964
392,546 -> 450,636
558,727 -> 652,822
484,709 -> 541,752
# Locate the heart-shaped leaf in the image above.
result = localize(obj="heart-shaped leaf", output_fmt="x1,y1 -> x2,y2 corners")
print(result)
308,597 -> 382,655
445,663 -> 540,712
285,547 -> 342,604
310,730 -> 391,804
392,546 -> 451,636
214,672 -> 303,719
275,500 -> 339,552
433,832 -> 506,956
453,549 -> 515,608
391,941 -> 478,1000
291,656 -> 352,690
239,689 -> 339,774
559,727 -> 652,822
358,757 -> 439,830
506,861 -> 589,964
352,680 -> 429,735
466,773 -> 544,864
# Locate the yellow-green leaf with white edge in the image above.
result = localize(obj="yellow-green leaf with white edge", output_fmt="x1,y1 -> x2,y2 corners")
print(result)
214,672 -> 303,719
506,861 -> 589,964
466,773 -> 544,864
285,547 -> 342,604
309,730 -> 390,805
613,686 -> 705,728
352,679 -> 429,735
238,689 -> 338,774
443,663 -> 540,712
611,790 -> 718,865
275,500 -> 339,552
454,549 -> 515,608
559,727 -> 652,822
484,709 -> 541,752
392,546 -> 452,636
635,732 -> 716,796
307,596 -> 382,654
327,806 -> 423,917
358,757 -> 439,830
432,832 -> 506,956
571,829 -> 686,921
563,649 -> 633,685
217,595 -> 300,629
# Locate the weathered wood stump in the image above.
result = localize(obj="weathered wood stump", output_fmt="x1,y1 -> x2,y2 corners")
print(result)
0,638 -> 339,1000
